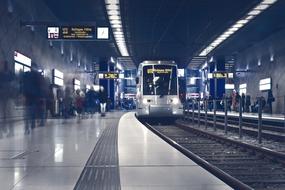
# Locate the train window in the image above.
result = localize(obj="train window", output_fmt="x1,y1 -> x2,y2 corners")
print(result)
143,65 -> 177,95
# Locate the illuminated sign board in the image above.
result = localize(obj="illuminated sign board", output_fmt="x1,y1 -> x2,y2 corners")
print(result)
47,26 -> 110,40
259,78 -> 271,91
147,68 -> 172,74
52,69 -> 64,86
211,72 -> 234,79
53,69 -> 64,79
48,26 -> 96,40
99,72 -> 119,79
225,84 -> 235,90
239,83 -> 247,94
14,51 -> 31,67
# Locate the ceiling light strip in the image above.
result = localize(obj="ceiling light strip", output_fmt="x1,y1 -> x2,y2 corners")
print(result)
105,0 -> 129,57
199,0 -> 278,56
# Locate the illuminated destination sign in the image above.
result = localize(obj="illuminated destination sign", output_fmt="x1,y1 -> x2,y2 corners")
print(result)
147,68 -> 172,74
99,72 -> 119,79
47,26 -> 96,40
212,72 -> 234,79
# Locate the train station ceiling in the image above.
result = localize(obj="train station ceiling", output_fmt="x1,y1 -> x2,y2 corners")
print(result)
43,0 -> 284,69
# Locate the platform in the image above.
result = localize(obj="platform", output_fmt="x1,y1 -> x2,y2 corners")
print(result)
0,112 -> 232,190
118,112 -> 232,190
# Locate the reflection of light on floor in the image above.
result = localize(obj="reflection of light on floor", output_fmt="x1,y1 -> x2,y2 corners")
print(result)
54,144 -> 64,163
96,128 -> 100,138
14,168 -> 21,183
75,144 -> 78,151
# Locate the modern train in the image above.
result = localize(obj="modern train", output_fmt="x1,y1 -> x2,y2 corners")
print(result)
136,60 -> 183,118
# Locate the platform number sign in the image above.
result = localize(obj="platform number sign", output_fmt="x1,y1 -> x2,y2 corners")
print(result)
47,27 -> 59,39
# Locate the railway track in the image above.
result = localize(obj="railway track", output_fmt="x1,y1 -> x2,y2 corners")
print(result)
142,120 -> 285,190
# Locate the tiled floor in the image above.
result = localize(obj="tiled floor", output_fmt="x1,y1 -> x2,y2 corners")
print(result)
0,112 -> 123,190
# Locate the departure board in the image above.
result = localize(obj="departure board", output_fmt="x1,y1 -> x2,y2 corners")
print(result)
213,72 -> 234,79
98,72 -> 119,79
61,26 -> 95,39
47,26 -> 97,40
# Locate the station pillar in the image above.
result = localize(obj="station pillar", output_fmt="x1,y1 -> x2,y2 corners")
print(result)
209,56 -> 225,100
99,58 -> 115,110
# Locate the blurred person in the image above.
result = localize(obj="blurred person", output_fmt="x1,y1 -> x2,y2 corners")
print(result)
231,90 -> 237,112
245,95 -> 251,112
236,91 -> 241,112
85,87 -> 97,117
22,67 -> 44,134
38,76 -> 50,126
99,87 -> 107,117
241,93 -> 245,112
63,87 -> 73,118
267,90 -> 275,114
74,89 -> 84,121
0,61 -> 16,137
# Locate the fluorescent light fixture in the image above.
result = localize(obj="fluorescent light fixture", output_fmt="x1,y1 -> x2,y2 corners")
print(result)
262,0 -> 278,4
232,23 -> 245,28
255,4 -> 270,10
106,5 -> 119,10
237,19 -> 249,24
197,0 -> 278,57
105,0 -> 129,57
107,10 -> 120,16
248,10 -> 261,15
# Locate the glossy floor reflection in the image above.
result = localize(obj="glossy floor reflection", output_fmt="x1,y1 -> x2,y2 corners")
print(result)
0,112 -> 124,190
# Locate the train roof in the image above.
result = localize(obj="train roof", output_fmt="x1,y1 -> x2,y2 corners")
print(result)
139,60 -> 177,67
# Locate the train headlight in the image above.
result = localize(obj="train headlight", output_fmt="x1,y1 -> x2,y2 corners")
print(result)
143,98 -> 148,104
172,98 -> 179,105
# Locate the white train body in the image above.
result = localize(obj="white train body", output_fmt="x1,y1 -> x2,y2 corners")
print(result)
136,61 -> 183,118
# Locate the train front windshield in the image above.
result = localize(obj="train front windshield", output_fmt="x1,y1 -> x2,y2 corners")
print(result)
143,65 -> 177,96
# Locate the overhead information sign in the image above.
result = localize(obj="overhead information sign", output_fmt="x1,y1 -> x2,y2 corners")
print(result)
47,26 -> 109,40
212,72 -> 234,79
99,72 -> 119,79
61,26 -> 95,39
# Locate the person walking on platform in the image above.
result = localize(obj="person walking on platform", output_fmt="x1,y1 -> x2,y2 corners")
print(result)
0,61 -> 16,137
63,87 -> 73,119
241,93 -> 246,112
85,87 -> 97,117
99,87 -> 107,116
231,91 -> 236,112
74,89 -> 84,122
22,67 -> 44,134
267,90 -> 275,114
245,95 -> 251,112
